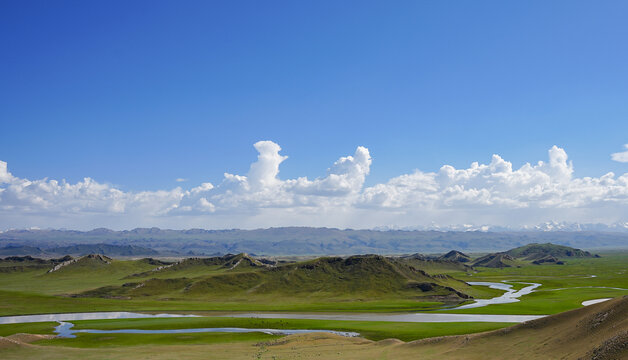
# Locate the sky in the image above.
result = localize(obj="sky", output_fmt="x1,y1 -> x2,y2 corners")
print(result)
1,1 -> 628,230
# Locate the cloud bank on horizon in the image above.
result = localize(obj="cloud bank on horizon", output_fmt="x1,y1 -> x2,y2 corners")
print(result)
1,141 -> 627,230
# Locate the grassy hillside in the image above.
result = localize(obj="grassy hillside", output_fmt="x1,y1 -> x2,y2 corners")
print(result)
0,255 -> 71,273
0,256 -> 163,295
470,243 -> 597,268
1,250 -> 625,316
2,252 -> 521,315
396,254 -> 473,274
438,250 -> 472,263
505,243 -> 595,259
471,253 -> 521,268
390,295 -> 628,359
127,253 -> 268,280
81,255 -> 473,302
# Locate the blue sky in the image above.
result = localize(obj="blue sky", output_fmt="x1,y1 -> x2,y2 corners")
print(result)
1,1 -> 628,230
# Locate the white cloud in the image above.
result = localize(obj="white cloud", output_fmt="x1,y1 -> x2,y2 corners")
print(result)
359,145 -> 628,213
1,142 -> 628,230
246,141 -> 288,189
175,178 -> 187,182
288,146 -> 371,197
0,161 -> 15,184
611,144 -> 628,163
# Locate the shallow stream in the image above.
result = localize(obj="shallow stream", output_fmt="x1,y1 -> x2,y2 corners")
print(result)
453,282 -> 542,310
53,321 -> 360,338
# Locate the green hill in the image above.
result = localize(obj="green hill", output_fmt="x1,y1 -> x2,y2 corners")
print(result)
438,250 -> 472,263
531,255 -> 564,265
81,254 -> 472,302
396,254 -> 472,274
0,255 -> 71,273
504,243 -> 596,260
47,254 -> 113,274
471,243 -> 597,268
471,253 -> 518,268
127,253 -> 268,279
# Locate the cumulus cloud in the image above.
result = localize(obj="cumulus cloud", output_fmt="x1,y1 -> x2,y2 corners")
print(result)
1,142 -> 628,230
247,141 -> 288,189
0,161 -> 15,184
359,145 -> 628,214
208,141 -> 371,210
288,146 -> 371,197
612,144 -> 628,163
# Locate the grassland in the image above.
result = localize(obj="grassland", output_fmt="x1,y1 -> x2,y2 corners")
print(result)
35,332 -> 280,348
0,289 -> 454,315
0,251 -> 626,317
0,322 -> 57,336
448,251 -> 628,314
67,317 -> 512,342
0,254 -> 499,316
1,296 -> 626,360
0,317 -> 512,344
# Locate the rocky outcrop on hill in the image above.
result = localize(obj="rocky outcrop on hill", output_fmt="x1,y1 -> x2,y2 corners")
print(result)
47,254 -> 111,273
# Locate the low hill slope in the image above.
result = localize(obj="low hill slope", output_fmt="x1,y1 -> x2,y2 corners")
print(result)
393,295 -> 628,359
1,255 -> 51,266
82,255 -> 472,302
470,253 -> 517,268
0,255 -> 71,272
438,250 -> 471,263
505,242 -> 596,260
396,254 -> 472,274
531,255 -> 564,265
471,242 -> 596,268
47,254 -> 112,273
127,253 -> 268,279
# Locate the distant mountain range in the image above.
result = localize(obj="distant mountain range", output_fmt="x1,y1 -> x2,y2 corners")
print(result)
374,221 -> 628,232
6,221 -> 628,235
0,243 -> 158,257
0,226 -> 627,256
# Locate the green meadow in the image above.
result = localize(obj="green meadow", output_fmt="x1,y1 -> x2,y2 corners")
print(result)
0,317 -> 512,343
448,252 -> 628,314
35,332 -> 280,348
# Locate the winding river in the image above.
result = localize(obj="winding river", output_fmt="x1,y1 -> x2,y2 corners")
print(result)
0,311 -> 198,324
453,282 -> 542,310
0,281 -> 548,330
0,310 -> 544,326
54,321 -> 360,338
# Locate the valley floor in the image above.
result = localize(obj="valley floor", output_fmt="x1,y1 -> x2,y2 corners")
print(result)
2,296 -> 627,360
